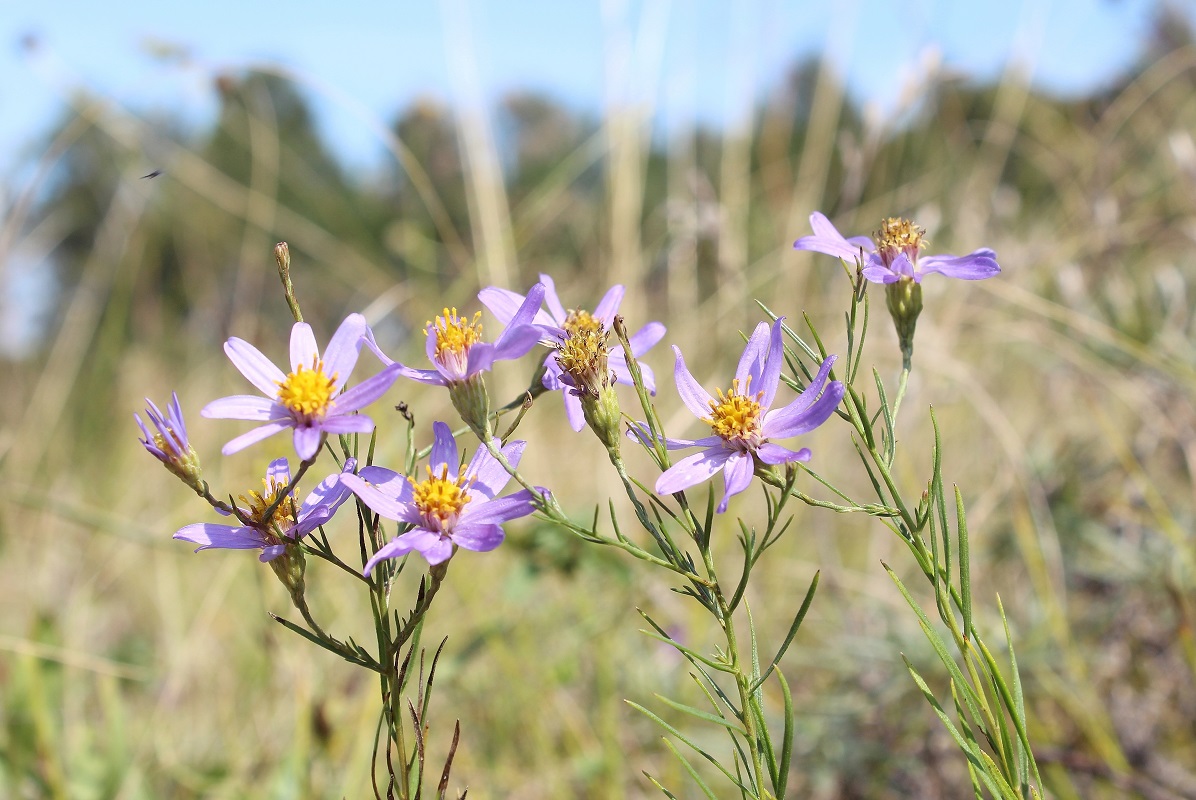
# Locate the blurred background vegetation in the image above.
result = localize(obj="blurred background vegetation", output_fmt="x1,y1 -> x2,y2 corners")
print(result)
2,5 -> 1196,798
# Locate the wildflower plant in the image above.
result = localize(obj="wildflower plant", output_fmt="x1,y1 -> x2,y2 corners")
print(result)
140,222 -> 1043,798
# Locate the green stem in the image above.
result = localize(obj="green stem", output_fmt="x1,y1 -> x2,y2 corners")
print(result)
889,366 -> 911,429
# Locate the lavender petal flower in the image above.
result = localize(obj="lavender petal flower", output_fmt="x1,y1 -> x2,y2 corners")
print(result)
644,319 -> 843,513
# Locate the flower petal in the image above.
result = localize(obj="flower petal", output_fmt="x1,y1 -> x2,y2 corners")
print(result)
761,355 -> 836,426
293,425 -> 324,461
225,337 -> 286,396
450,521 -> 506,553
672,346 -> 715,419
718,451 -> 755,513
488,325 -> 543,365
322,313 -> 368,392
466,439 -> 524,498
341,473 -> 419,524
592,284 -> 625,326
793,212 -> 870,261
734,322 -> 772,393
266,457 -> 291,486
561,391 -> 586,432
655,446 -> 733,495
363,534 -> 419,576
333,363 -> 402,414
202,395 -> 282,421
430,421 -> 459,476
757,318 -> 785,409
174,523 -> 264,551
861,256 -> 900,284
536,274 -> 567,323
627,321 -> 666,355
919,249 -> 1001,281
762,379 -> 845,439
756,443 -> 811,465
289,322 -> 320,372
221,422 -> 291,455
460,489 -> 536,524
319,414 -> 376,434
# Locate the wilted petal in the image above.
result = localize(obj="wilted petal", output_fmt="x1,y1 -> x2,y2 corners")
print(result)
757,319 -> 785,409
561,391 -> 586,431
734,322 -> 772,391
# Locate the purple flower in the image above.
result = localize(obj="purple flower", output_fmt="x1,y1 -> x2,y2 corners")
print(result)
174,458 -> 378,562
339,421 -> 539,573
793,212 -> 1000,284
478,274 -> 665,431
647,318 -> 844,513
202,314 -> 401,462
135,392 -> 202,486
365,285 -> 547,386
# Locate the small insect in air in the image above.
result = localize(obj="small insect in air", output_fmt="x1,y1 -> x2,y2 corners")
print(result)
141,170 -> 163,179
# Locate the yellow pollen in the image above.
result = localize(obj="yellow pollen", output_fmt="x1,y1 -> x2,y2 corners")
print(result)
240,477 -> 298,531
873,217 -> 927,257
276,360 -> 337,417
555,328 -> 611,396
563,309 -> 603,337
705,379 -> 764,442
410,465 -> 472,526
428,308 -> 483,359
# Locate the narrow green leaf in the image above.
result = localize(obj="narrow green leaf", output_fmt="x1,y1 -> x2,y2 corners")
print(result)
652,694 -> 745,732
641,771 -> 682,800
749,571 -> 819,693
883,565 -> 989,731
776,667 -> 794,800
626,701 -> 751,792
903,657 -> 1016,800
956,485 -> 974,641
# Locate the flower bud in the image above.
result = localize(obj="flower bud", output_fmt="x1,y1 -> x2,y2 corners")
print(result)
447,373 -> 493,440
269,540 -> 308,608
885,276 -> 923,366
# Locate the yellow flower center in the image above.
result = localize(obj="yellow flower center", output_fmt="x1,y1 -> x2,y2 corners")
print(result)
276,360 -> 337,418
705,378 -> 763,446
410,466 -> 472,528
240,477 -> 299,534
563,309 -> 603,337
872,217 -> 926,267
429,308 -> 483,359
555,328 -> 611,397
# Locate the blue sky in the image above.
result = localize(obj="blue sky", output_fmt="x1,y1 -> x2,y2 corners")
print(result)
0,0 -> 1179,173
